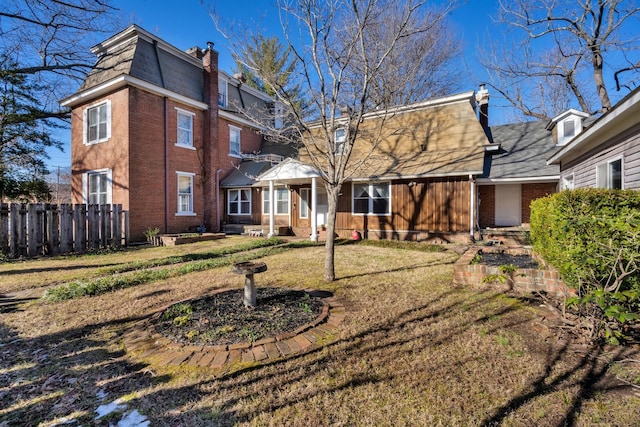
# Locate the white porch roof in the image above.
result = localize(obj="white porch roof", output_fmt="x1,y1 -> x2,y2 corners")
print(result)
256,158 -> 323,185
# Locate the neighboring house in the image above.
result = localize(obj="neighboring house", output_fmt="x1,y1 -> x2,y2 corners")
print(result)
245,91 -> 492,242
60,25 -> 275,241
548,87 -> 640,190
221,88 -> 565,243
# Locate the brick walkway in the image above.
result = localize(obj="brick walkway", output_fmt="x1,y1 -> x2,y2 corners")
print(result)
120,292 -> 345,370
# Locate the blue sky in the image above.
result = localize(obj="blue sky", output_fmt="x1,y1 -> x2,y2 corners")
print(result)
48,0 -> 501,168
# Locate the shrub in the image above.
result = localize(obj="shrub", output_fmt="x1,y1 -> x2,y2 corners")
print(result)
530,189 -> 640,343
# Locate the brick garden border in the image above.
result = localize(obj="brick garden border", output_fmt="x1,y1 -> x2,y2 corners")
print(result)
120,288 -> 345,371
452,246 -> 572,297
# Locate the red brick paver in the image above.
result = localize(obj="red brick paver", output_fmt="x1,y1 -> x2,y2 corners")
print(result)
122,289 -> 345,372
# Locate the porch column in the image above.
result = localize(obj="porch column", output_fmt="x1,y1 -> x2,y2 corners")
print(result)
469,174 -> 475,240
310,176 -> 318,242
268,180 -> 275,237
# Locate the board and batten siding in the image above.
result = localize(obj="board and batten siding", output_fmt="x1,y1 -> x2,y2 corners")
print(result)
561,121 -> 640,190
334,177 -> 470,235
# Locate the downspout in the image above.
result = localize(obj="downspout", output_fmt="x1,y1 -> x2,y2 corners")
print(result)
154,40 -> 170,234
164,97 -> 169,233
469,174 -> 475,241
215,169 -> 222,232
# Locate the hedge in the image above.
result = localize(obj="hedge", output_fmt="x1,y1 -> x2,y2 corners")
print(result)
530,188 -> 640,343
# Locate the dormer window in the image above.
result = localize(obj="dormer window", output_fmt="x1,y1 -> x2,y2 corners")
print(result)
550,109 -> 589,146
218,78 -> 228,107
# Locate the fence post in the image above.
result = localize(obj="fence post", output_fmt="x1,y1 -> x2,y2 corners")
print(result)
60,204 -> 73,253
17,204 -> 27,258
74,204 -> 87,253
112,204 -> 122,248
0,203 -> 8,255
27,204 -> 38,257
124,209 -> 130,247
47,204 -> 60,255
101,204 -> 111,248
87,204 -> 99,250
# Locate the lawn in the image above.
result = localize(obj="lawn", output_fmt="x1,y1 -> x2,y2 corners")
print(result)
1,236 -> 639,426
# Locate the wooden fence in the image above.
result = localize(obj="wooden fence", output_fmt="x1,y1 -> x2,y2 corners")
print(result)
0,203 -> 129,259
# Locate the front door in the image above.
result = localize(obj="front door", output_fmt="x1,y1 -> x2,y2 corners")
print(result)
495,184 -> 521,226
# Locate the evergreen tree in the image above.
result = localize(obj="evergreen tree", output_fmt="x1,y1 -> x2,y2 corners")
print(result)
0,57 -> 58,201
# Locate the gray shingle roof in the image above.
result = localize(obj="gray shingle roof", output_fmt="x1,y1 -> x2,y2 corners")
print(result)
80,28 -> 204,102
483,120 -> 559,179
220,162 -> 274,188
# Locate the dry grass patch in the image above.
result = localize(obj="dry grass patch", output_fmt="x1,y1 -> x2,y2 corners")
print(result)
1,238 -> 639,426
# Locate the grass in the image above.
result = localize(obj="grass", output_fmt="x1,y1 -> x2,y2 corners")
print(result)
0,237 -> 639,426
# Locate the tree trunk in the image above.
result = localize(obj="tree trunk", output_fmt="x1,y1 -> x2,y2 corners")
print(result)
590,46 -> 612,112
323,184 -> 341,282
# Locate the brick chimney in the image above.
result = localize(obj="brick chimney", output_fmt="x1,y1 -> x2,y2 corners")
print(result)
202,43 -> 220,231
476,84 -> 489,130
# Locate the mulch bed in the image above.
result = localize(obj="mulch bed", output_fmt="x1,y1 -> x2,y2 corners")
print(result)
480,252 -> 539,269
154,287 -> 325,346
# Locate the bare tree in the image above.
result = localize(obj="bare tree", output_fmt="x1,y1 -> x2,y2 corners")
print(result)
218,0 -> 461,281
479,0 -> 640,121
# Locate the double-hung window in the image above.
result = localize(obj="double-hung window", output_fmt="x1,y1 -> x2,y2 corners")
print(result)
229,126 -> 241,156
228,189 -> 251,215
83,169 -> 112,204
596,158 -> 623,189
353,182 -> 391,215
263,187 -> 289,215
562,173 -> 574,190
176,108 -> 194,148
176,172 -> 195,215
84,100 -> 111,145
335,127 -> 347,155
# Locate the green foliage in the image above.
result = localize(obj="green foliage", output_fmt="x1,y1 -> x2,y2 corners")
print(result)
144,227 -> 160,240
483,264 -> 520,285
162,302 -> 193,320
530,189 -> 640,343
0,56 -> 62,201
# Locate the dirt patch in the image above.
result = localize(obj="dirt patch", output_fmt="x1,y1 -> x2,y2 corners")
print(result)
153,287 -> 325,346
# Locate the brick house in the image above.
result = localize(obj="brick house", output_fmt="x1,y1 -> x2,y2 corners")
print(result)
62,25 -> 564,244
60,25 -> 275,241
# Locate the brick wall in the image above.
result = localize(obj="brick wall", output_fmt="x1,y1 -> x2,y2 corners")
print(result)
478,185 -> 495,227
71,88 -> 131,208
452,247 -> 571,297
521,182 -> 557,223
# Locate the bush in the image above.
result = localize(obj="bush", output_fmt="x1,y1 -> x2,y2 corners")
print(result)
530,189 -> 640,344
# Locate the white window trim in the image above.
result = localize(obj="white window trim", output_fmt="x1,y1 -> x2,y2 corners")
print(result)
175,107 -> 195,149
229,125 -> 242,158
335,127 -> 347,155
227,188 -> 252,216
176,171 -> 196,216
262,187 -> 290,215
83,100 -> 112,145
558,117 -> 582,146
299,188 -> 309,219
561,173 -> 574,190
81,168 -> 113,204
351,181 -> 392,216
596,156 -> 624,189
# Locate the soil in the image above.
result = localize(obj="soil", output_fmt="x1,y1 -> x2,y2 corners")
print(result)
154,287 -> 325,346
480,251 -> 539,269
